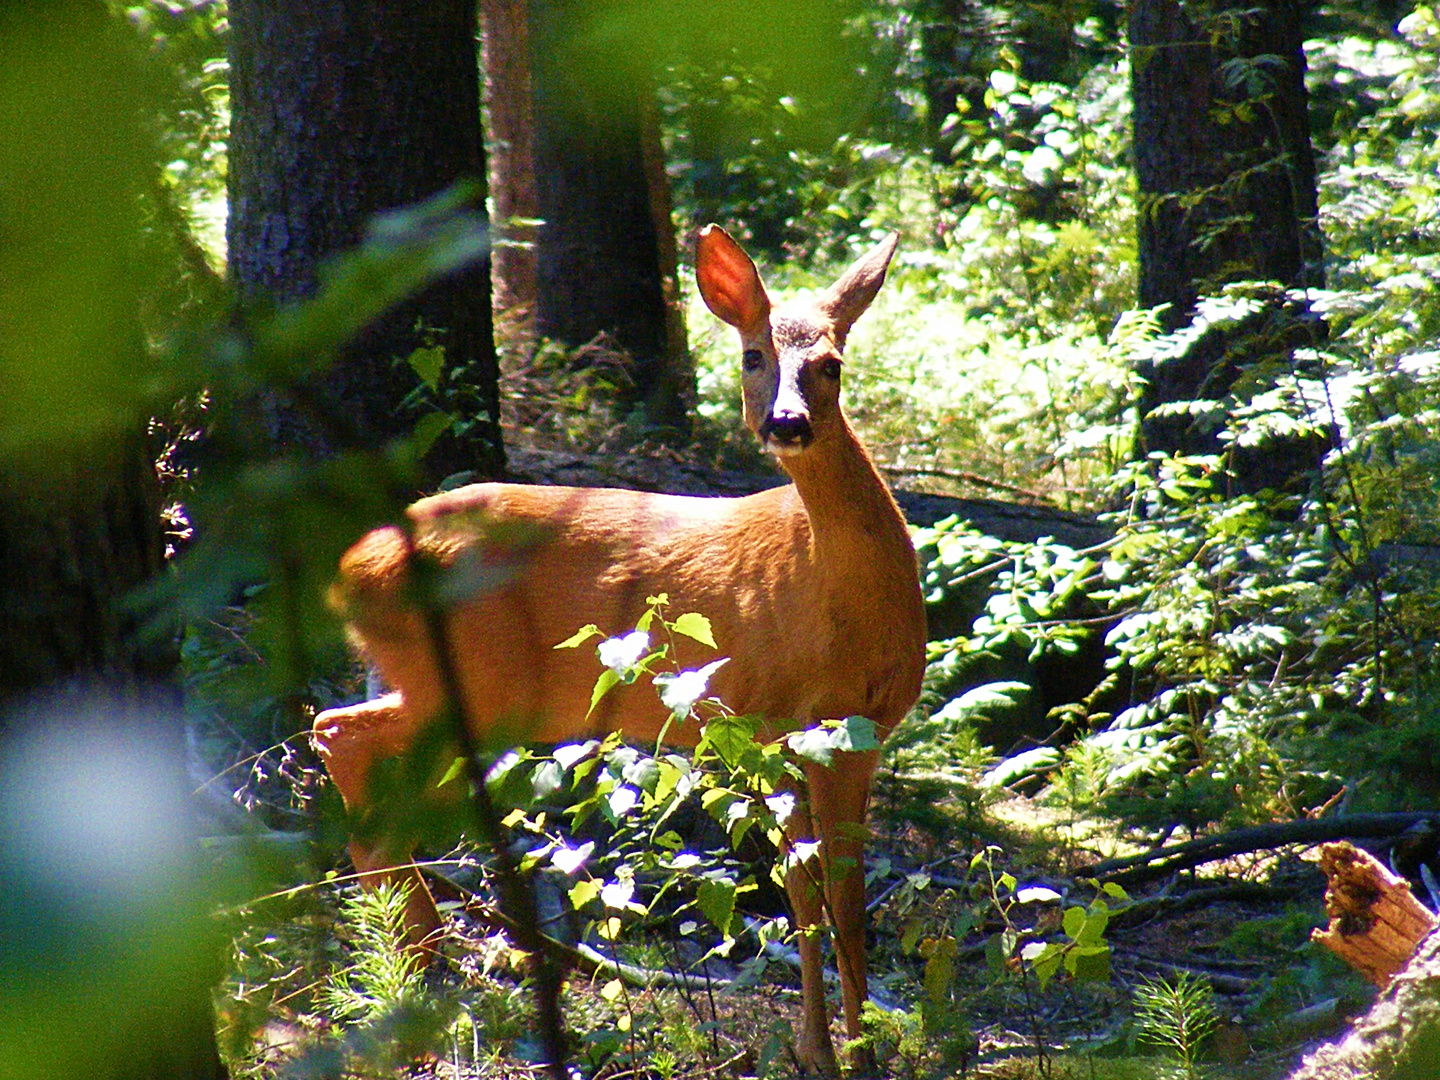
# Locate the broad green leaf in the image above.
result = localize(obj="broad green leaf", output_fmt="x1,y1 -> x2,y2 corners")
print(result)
834,715 -> 881,752
1076,907 -> 1108,947
654,657 -> 729,719
700,714 -> 758,769
672,612 -> 717,648
730,816 -> 754,847
621,756 -> 660,793
1069,944 -> 1110,982
586,668 -> 621,718
554,625 -> 602,650
607,785 -> 639,817
550,842 -> 593,875
437,755 -> 467,788
901,919 -> 925,955
1020,941 -> 1051,962
600,880 -> 638,911
1016,886 -> 1062,904
654,760 -> 682,803
531,760 -> 563,800
984,932 -> 1009,976
569,879 -> 601,909
924,949 -> 955,1006
600,978 -> 623,1002
407,344 -> 445,389
697,877 -> 736,936
1062,905 -> 1087,941
1033,947 -> 1063,989
763,791 -> 798,827
553,741 -> 597,769
597,630 -> 650,674
409,410 -> 454,456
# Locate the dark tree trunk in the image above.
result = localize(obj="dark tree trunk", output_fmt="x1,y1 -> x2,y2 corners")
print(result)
917,0 -> 968,163
228,0 -> 502,482
0,448 -> 171,706
481,0 -> 540,345
0,5 -> 225,1076
529,0 -> 693,434
1129,0 -> 1325,481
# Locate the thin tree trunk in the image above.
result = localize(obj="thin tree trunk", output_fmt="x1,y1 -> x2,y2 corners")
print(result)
481,0 -> 540,351
529,0 -> 693,435
638,77 -> 692,419
228,0 -> 502,481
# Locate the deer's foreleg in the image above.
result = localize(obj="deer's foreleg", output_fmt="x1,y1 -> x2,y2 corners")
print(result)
312,693 -> 444,952
783,778 -> 842,1077
806,749 -> 881,1072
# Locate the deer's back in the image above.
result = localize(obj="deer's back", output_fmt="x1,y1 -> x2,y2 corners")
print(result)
336,481 -> 923,747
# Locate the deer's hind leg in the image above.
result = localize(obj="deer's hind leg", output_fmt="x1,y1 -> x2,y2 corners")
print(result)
312,693 -> 445,952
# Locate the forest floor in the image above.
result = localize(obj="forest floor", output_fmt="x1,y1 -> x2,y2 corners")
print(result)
412,782 -> 1364,1079
210,421 -> 1389,1078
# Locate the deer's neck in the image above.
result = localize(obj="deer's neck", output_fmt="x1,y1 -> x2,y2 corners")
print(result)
781,418 -> 914,589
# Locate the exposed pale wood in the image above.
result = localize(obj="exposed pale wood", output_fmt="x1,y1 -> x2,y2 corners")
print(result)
1312,842 -> 1438,990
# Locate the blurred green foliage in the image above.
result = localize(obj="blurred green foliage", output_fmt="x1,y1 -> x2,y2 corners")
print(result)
8,0 -> 1440,1074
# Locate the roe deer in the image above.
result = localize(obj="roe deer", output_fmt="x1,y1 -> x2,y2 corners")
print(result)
312,225 -> 926,1075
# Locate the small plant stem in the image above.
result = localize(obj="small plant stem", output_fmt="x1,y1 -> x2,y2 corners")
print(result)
404,530 -> 569,1080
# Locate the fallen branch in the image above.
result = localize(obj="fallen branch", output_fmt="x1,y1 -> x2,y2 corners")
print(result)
573,943 -> 733,992
1108,880 -> 1287,927
473,905 -> 732,992
1082,813 -> 1435,885
1125,954 -> 1255,995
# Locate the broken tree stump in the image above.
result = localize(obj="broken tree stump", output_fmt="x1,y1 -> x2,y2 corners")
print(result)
1312,841 -> 1438,989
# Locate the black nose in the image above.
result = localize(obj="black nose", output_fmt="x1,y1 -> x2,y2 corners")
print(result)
764,412 -> 813,446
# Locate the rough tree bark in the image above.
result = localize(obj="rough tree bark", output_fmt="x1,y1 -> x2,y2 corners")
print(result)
528,0 -> 693,433
1129,0 -> 1325,481
228,0 -> 502,480
480,0 -> 539,346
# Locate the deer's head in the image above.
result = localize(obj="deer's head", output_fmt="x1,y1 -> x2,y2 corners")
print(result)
696,225 -> 897,458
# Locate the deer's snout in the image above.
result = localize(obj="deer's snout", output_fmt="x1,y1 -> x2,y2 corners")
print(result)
762,410 -> 813,449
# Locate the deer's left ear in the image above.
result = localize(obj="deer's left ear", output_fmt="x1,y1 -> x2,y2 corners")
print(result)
817,232 -> 898,349
696,224 -> 771,336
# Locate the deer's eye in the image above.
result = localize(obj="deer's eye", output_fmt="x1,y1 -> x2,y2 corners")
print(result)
742,349 -> 764,372
820,357 -> 842,380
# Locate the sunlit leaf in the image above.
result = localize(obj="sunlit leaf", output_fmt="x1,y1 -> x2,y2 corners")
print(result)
671,612 -> 717,648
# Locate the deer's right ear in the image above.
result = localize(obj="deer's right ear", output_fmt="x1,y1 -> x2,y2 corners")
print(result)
696,225 -> 770,334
